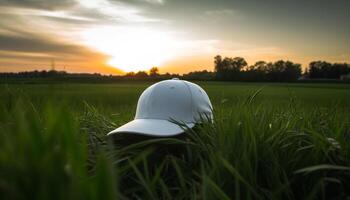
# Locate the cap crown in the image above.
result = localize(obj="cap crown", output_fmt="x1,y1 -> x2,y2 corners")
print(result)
135,80 -> 212,123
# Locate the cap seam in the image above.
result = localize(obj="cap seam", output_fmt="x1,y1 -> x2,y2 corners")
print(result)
146,84 -> 157,119
182,80 -> 195,122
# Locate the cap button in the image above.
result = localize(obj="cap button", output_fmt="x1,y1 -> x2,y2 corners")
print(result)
172,78 -> 180,80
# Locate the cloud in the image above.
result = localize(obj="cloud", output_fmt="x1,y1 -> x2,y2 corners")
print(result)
0,0 -> 162,27
0,50 -> 51,61
0,0 -> 163,73
199,9 -> 243,24
0,6 -> 96,24
0,18 -> 111,64
0,33 -> 82,54
0,0 -> 164,50
204,9 -> 235,16
140,0 -> 164,4
0,0 -> 76,10
76,0 -> 160,22
0,31 -> 115,73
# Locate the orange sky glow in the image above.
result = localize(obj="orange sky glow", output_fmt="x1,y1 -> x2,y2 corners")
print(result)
0,0 -> 349,74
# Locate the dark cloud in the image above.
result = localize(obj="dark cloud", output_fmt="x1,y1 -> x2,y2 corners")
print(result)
0,33 -> 80,54
0,0 -> 76,10
0,30 -> 113,73
132,0 -> 350,53
0,30 -> 109,63
0,51 -> 48,61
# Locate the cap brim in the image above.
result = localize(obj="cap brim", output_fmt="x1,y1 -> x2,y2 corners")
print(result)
107,119 -> 194,137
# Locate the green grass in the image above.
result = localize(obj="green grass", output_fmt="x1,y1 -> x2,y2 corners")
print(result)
0,82 -> 350,199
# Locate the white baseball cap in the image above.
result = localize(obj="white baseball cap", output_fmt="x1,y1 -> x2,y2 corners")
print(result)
107,79 -> 213,137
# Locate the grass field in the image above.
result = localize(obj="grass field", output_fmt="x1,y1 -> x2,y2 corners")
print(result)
1,82 -> 350,199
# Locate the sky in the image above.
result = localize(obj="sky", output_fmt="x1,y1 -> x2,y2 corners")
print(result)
0,0 -> 349,74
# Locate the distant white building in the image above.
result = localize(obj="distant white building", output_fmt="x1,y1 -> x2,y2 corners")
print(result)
297,75 -> 308,80
340,73 -> 350,81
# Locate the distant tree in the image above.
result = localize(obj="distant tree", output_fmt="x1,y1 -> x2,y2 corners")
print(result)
214,55 -> 225,80
253,61 -> 268,72
283,61 -> 302,81
238,60 -> 301,82
266,60 -> 301,82
244,61 -> 268,81
214,55 -> 247,81
228,57 -> 247,80
183,70 -> 215,81
231,57 -> 248,72
134,71 -> 148,78
308,61 -> 332,78
149,67 -> 159,77
308,61 -> 350,79
125,72 -> 135,77
331,63 -> 350,78
162,72 -> 172,79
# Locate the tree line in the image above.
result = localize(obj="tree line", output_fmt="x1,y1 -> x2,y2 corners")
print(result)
1,56 -> 349,82
214,56 -> 303,82
211,55 -> 350,82
308,61 -> 350,79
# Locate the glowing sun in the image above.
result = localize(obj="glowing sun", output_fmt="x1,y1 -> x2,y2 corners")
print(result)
82,26 -> 180,72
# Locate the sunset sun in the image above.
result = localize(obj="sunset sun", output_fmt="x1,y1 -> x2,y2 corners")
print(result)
82,26 -> 180,72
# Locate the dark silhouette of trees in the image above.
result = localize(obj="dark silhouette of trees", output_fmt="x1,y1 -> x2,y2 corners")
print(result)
149,67 -> 159,77
308,61 -> 350,79
214,55 -> 247,81
308,61 -> 332,78
125,72 -> 135,77
182,70 -> 215,81
134,71 -> 148,78
214,55 -> 224,80
331,63 -> 350,78
0,70 -> 69,78
244,61 -> 269,81
241,60 -> 302,82
1,57 -> 349,82
214,55 -> 301,82
265,60 -> 302,82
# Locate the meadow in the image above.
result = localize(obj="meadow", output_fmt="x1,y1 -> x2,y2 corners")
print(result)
0,81 -> 350,199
